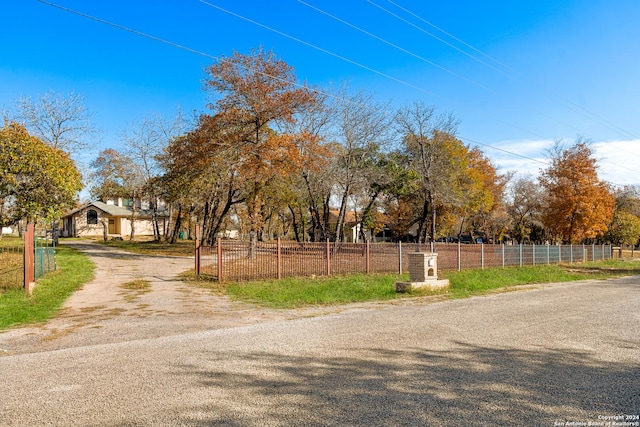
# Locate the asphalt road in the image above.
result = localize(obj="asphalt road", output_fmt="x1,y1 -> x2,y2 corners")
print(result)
1,276 -> 639,426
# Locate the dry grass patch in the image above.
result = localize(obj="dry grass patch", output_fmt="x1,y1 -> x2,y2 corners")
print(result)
120,279 -> 152,291
119,280 -> 152,302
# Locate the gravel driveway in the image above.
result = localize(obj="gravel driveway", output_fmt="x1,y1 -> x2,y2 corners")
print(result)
0,240 -> 341,355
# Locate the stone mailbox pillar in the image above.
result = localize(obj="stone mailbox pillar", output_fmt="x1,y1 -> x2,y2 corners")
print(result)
396,252 -> 449,293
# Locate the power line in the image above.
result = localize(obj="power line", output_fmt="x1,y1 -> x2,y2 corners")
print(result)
460,136 -> 548,166
36,0 -> 635,186
461,136 -> 633,187
381,0 -> 640,158
366,0 -> 507,76
297,0 -> 496,94
38,1 -> 215,60
197,0 -> 444,101
206,0 -> 640,175
300,0 -> 593,142
197,0 -> 550,141
35,0 -> 373,114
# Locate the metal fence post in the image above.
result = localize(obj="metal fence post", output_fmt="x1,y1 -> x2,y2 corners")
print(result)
398,241 -> 402,274
277,237 -> 282,280
547,244 -> 550,265
570,244 -> 573,263
366,239 -> 370,274
326,239 -> 331,276
519,244 -> 522,267
481,243 -> 484,269
457,240 -> 461,271
217,238 -> 222,282
532,243 -> 535,266
502,243 -> 505,268
23,223 -> 35,294
194,226 -> 201,275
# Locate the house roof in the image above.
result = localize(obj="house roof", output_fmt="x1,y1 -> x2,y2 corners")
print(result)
327,209 -> 359,225
64,201 -> 133,218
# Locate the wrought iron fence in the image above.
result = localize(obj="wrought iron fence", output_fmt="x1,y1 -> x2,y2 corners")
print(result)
197,239 -> 612,282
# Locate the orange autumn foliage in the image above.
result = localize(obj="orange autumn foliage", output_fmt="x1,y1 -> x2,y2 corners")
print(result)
203,48 -> 319,238
540,142 -> 615,243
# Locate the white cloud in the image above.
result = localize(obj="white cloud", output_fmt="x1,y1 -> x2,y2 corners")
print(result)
482,138 -> 640,187
592,140 -> 640,187
480,138 -> 552,178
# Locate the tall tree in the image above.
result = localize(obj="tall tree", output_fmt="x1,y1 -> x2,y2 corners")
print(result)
332,91 -> 391,242
394,102 -> 462,242
15,91 -> 97,153
606,186 -> 640,245
90,148 -> 145,240
123,111 -> 185,241
463,148 -> 508,242
0,122 -> 82,224
539,139 -> 615,243
376,151 -> 420,241
158,114 -> 245,245
282,89 -> 335,242
203,48 -> 317,251
507,175 -> 544,243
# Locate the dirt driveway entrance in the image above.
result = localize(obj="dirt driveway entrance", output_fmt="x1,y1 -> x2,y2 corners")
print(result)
0,241 -> 329,355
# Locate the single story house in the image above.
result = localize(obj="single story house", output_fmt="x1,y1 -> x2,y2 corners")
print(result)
61,199 -> 168,238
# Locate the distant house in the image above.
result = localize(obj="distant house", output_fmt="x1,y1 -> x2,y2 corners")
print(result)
325,209 -> 395,243
325,209 -> 417,243
61,199 -> 168,238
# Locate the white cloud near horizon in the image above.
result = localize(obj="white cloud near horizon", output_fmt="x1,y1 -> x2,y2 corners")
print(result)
482,138 -> 639,188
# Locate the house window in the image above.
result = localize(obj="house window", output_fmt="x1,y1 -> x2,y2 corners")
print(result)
87,209 -> 98,225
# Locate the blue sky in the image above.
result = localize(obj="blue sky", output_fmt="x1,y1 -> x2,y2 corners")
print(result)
1,0 -> 639,187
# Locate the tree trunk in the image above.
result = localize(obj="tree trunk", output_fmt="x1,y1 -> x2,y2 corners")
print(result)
151,204 -> 161,242
358,189 -> 381,243
416,198 -> 429,244
169,203 -> 183,244
101,219 -> 108,241
302,173 -> 326,242
129,200 -> 137,241
334,184 -> 351,243
289,205 -> 302,242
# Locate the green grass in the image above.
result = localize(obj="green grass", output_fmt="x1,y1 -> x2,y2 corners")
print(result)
0,245 -> 95,330
199,260 -> 640,309
225,273 -> 405,308
441,264 -> 619,299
